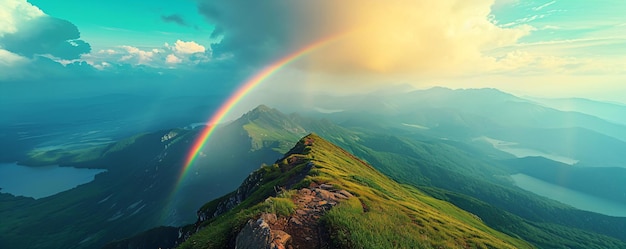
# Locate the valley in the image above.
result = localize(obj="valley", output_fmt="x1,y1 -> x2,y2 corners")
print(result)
2,88 -> 626,249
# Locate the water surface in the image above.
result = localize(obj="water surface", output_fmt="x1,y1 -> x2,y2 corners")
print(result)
511,173 -> 626,217
0,163 -> 106,199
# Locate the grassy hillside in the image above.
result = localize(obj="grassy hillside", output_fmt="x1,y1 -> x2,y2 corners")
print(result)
217,106 -> 626,247
177,134 -> 532,249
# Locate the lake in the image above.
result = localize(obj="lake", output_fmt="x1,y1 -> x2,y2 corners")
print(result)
511,173 -> 626,217
0,163 -> 106,199
477,136 -> 579,165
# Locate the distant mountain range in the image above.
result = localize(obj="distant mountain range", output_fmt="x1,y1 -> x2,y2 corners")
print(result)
530,97 -> 626,126
2,87 -> 626,249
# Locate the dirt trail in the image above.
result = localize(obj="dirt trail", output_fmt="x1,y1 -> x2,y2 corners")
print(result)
265,183 -> 353,249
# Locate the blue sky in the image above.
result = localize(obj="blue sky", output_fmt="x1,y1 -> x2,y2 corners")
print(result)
28,0 -> 216,49
1,0 -> 625,105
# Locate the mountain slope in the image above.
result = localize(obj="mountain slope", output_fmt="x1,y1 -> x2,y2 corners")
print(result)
191,106 -> 626,247
174,134 -> 532,249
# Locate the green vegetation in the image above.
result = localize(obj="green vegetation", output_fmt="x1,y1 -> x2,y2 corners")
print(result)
181,104 -> 626,248
7,103 -> 626,249
178,134 -> 532,249
422,187 -> 626,249
264,190 -> 297,216
20,145 -> 106,166
0,129 -> 191,249
326,130 -> 626,245
238,105 -> 308,152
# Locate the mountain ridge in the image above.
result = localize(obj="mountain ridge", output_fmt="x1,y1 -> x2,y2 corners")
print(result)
174,133 -> 533,248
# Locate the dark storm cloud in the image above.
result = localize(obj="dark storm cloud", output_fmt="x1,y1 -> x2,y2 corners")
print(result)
161,14 -> 189,27
0,16 -> 91,60
197,1 -> 334,65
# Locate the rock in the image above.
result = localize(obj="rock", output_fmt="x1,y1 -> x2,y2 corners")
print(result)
299,188 -> 312,196
261,213 -> 277,224
270,242 -> 284,249
319,184 -> 334,190
235,218 -> 272,249
334,193 -> 349,199
338,190 -> 353,198
272,230 -> 292,246
235,217 -> 294,249
314,189 -> 335,200
320,203 -> 333,211
290,217 -> 303,226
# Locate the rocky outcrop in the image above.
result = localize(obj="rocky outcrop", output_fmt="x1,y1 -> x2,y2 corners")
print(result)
236,183 -> 354,249
235,214 -> 292,249
235,217 -> 272,249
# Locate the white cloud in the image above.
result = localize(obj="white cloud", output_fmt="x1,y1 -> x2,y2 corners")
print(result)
0,0 -> 44,36
0,48 -> 27,66
98,49 -> 117,55
169,40 -> 206,54
166,54 -> 182,64
81,40 -> 210,69
0,48 -> 29,79
532,1 -> 556,11
119,45 -> 160,65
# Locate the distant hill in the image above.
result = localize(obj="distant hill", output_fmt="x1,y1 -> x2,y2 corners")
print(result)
530,97 -> 626,126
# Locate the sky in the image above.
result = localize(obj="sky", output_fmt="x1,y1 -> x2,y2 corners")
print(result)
1,0 -> 625,109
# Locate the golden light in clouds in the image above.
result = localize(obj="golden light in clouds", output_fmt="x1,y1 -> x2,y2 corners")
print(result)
299,0 -> 532,74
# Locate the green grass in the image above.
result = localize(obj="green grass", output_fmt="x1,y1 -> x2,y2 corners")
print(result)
264,197 -> 296,216
302,134 -> 532,249
180,134 -> 533,249
21,146 -> 106,166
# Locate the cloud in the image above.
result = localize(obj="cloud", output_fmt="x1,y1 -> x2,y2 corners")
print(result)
0,0 -> 93,79
81,40 -> 210,68
532,1 -> 556,11
161,14 -> 189,27
0,48 -> 27,66
0,48 -> 29,79
166,54 -> 182,64
119,45 -> 160,65
0,1 -> 90,60
169,40 -> 206,54
198,0 -> 532,75
0,0 -> 44,36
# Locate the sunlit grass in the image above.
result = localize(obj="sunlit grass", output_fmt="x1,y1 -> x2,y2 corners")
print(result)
304,134 -> 532,249
180,134 -> 534,248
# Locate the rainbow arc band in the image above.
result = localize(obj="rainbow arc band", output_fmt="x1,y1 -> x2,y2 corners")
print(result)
177,33 -> 346,183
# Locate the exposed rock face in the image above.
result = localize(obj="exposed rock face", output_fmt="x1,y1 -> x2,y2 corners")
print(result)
235,214 -> 292,249
236,183 -> 354,249
235,218 -> 272,249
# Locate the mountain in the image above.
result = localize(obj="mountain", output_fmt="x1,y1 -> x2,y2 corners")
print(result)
0,117 -> 283,248
104,105 -> 626,249
108,134 -> 533,249
5,97 -> 626,249
530,97 -> 626,126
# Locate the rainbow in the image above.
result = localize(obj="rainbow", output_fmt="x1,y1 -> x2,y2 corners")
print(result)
176,33 -> 344,184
